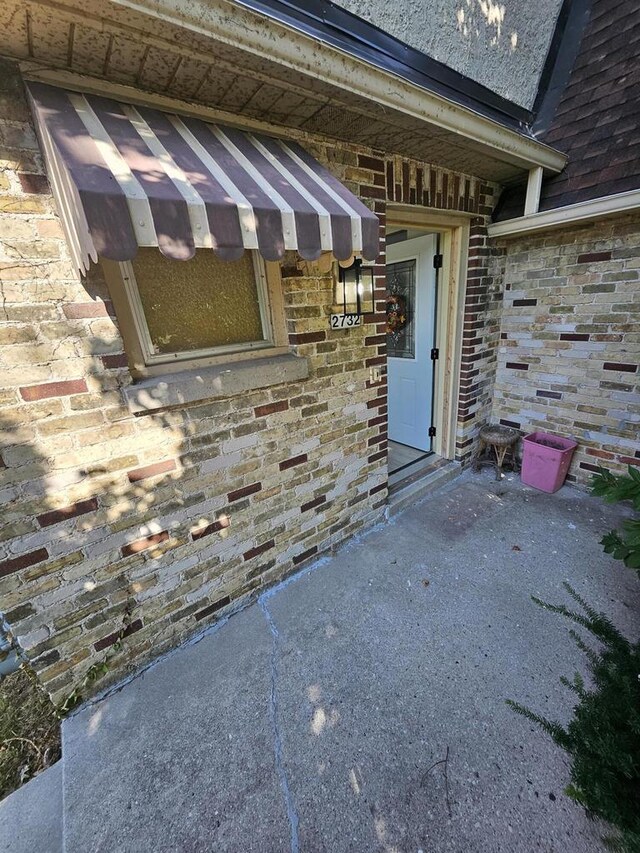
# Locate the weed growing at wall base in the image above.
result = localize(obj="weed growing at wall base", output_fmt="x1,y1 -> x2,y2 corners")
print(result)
507,583 -> 640,853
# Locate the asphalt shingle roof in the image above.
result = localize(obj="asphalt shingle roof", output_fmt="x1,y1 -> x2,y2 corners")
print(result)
494,0 -> 640,220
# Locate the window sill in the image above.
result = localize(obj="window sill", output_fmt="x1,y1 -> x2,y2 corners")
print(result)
123,353 -> 309,415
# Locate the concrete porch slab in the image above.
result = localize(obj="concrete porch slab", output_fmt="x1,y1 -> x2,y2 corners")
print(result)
0,761 -> 62,853
61,472 -> 638,852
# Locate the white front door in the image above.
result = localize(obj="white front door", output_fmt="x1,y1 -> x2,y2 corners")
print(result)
386,234 -> 437,452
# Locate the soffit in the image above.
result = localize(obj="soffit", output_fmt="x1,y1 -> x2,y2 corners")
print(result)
5,0 -> 552,182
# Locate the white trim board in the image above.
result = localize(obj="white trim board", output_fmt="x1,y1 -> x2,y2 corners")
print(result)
488,189 -> 640,238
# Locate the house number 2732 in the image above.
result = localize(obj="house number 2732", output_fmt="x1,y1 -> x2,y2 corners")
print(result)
330,313 -> 362,329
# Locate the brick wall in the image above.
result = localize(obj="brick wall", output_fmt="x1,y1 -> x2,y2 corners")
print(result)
456,212 -> 504,461
491,215 -> 640,484
0,56 -> 497,703
307,145 -> 500,465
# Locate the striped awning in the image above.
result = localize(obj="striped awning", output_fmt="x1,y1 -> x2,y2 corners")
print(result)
28,83 -> 380,273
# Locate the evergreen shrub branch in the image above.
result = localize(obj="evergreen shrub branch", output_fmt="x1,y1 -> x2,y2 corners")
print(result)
507,582 -> 640,853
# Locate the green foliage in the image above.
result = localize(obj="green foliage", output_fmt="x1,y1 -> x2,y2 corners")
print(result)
507,583 -> 640,853
57,660 -> 111,716
57,602 -> 135,716
591,466 -> 640,573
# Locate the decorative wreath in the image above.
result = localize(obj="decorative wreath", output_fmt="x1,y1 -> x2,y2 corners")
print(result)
386,293 -> 407,340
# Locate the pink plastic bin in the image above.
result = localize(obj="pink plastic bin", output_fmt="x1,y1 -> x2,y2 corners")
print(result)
521,431 -> 577,493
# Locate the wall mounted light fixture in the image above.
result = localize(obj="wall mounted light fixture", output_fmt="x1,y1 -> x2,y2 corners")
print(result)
334,257 -> 375,315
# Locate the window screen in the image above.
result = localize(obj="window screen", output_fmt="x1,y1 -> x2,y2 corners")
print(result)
131,249 -> 268,356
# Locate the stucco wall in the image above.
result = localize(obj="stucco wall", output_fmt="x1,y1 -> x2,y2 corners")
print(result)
332,0 -> 563,109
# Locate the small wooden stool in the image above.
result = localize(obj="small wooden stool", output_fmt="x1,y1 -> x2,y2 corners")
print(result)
475,424 -> 519,480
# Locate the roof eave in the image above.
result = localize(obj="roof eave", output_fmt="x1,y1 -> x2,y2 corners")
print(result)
113,0 -> 568,175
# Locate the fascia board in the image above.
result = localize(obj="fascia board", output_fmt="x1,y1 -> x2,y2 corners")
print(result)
109,0 -> 567,174
487,189 -> 640,238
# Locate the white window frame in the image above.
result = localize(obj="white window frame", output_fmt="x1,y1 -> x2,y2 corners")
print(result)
102,252 -> 288,379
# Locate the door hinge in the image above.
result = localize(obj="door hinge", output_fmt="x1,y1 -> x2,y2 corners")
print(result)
430,347 -> 439,361
433,253 -> 443,269
428,426 -> 436,438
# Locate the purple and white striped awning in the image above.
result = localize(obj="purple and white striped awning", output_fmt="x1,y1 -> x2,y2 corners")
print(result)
28,83 -> 380,274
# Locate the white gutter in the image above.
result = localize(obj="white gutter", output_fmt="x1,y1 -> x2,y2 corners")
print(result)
105,0 -> 567,174
487,188 -> 640,238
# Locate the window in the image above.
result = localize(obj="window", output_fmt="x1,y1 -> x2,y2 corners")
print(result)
104,249 -> 287,378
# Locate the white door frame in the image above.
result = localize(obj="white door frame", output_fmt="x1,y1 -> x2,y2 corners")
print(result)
386,205 -> 471,461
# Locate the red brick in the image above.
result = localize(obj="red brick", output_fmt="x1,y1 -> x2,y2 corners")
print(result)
300,495 -> 327,513
121,531 -> 169,557
191,517 -> 230,541
227,482 -> 262,502
288,331 -> 326,345
505,362 -> 529,371
358,154 -> 385,172
367,395 -> 387,409
579,462 -> 601,473
577,251 -> 612,264
63,302 -> 114,319
243,539 -> 275,561
195,596 -> 231,621
101,353 -> 128,369
293,545 -> 318,565
364,334 -> 386,347
586,448 -> 615,460
0,548 -> 49,579
359,184 -> 386,200
127,460 -> 176,482
37,497 -> 98,528
603,362 -> 637,373
368,433 -> 387,447
20,379 -> 88,401
369,482 -> 387,496
385,161 -> 394,194
279,454 -> 307,471
18,173 -> 49,194
619,456 -> 640,466
368,414 -> 387,428
94,619 -> 143,652
254,400 -> 289,418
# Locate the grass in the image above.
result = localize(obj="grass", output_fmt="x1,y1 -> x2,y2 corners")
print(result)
0,666 -> 61,800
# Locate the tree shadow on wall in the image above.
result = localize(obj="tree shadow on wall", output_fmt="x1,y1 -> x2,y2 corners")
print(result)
0,262 -> 236,707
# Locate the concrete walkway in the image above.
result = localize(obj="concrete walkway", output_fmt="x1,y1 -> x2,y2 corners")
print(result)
10,471 -> 640,852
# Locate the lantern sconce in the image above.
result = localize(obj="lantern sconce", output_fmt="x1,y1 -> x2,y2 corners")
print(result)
333,257 -> 375,317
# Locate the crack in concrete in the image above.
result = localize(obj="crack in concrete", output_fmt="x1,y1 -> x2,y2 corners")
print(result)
259,596 -> 299,853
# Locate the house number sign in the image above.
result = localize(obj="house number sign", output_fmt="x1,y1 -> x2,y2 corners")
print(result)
330,313 -> 362,329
